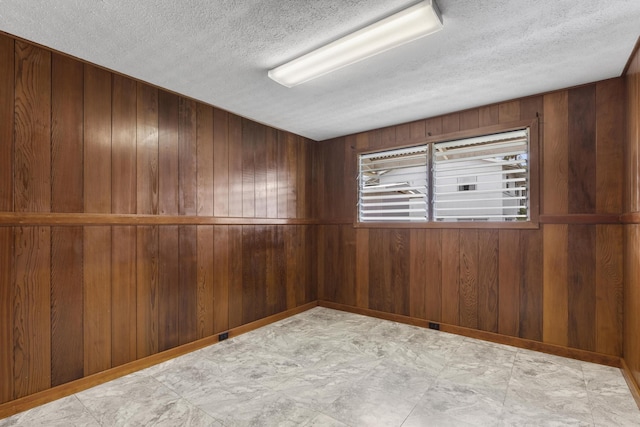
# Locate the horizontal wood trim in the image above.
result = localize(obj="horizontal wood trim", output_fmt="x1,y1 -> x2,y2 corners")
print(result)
353,221 -> 539,230
0,213 -> 319,226
319,301 -> 622,368
621,358 -> 640,411
0,301 -> 317,420
620,212 -> 640,224
539,214 -> 621,224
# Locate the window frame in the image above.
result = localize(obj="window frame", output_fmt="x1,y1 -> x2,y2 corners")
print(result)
354,118 -> 539,229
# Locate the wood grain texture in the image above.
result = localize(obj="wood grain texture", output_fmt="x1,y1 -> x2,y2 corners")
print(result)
287,133 -> 299,218
51,53 -> 83,213
137,84 -> 159,215
196,225 -> 214,338
409,229 -> 427,319
14,41 -> 51,213
595,225 -> 623,356
83,65 -> 111,213
196,104 -> 214,216
137,226 -> 159,356
498,230 -> 520,337
242,119 -> 256,218
178,225 -> 198,344
266,226 -> 286,315
284,225 -> 297,310
111,76 -> 137,214
277,131 -> 289,219
157,226 -> 178,352
213,108 -> 229,217
265,128 -> 278,219
179,98 -> 197,216
0,228 -> 13,403
567,225 -> 596,351
228,225 -> 243,328
595,79 -> 624,214
568,86 -> 596,214
519,230 -> 543,341
441,229 -> 460,325
50,227 -> 83,387
542,224 -> 568,346
228,114 -> 243,217
542,91 -> 569,214
111,226 -> 137,366
499,101 -> 520,123
459,109 -> 479,131
0,35 -> 13,212
424,229 -> 442,322
213,225 -> 230,333
459,230 -> 479,328
243,226 -> 266,323
478,105 -> 499,127
158,91 -> 179,216
83,226 -> 111,375
254,124 -> 268,218
356,229 -> 370,309
13,227 -> 51,398
478,230 -> 498,333
625,225 -> 640,395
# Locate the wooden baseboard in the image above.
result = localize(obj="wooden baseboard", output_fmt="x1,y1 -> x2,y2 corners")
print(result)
0,301 -> 318,420
621,358 -> 640,410
318,301 -> 622,368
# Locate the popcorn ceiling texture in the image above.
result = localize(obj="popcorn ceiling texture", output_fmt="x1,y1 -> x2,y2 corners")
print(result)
1,0 -> 639,140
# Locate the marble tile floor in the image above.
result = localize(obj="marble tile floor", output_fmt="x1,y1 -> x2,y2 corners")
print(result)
2,307 -> 639,427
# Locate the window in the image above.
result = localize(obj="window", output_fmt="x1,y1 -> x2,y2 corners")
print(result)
358,128 -> 530,223
358,146 -> 429,222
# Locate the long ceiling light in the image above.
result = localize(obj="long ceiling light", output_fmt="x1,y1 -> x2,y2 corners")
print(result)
268,0 -> 443,88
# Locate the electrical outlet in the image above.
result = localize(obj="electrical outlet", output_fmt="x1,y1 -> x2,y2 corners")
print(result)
219,332 -> 229,341
428,322 -> 440,331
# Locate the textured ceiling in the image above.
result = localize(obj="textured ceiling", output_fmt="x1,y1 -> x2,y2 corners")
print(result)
1,0 -> 639,141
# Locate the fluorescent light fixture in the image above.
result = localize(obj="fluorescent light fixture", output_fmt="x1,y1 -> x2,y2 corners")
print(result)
268,0 -> 443,88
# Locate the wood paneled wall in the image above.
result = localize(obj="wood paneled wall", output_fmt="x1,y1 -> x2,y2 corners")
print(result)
624,43 -> 640,397
313,79 -> 625,357
0,34 -> 315,404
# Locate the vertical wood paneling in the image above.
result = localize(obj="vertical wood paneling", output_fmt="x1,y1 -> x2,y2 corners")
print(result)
265,128 -> 278,218
83,65 -> 111,213
441,229 -> 460,325
595,79 -> 624,214
266,226 -> 286,315
15,42 -> 51,213
254,124 -> 268,218
0,35 -> 13,213
0,228 -> 13,403
137,226 -> 159,356
424,229 -> 442,322
196,225 -> 214,338
442,113 -> 460,134
112,75 -> 137,214
179,225 -> 198,344
356,229 -> 370,309
242,119 -> 256,218
284,226 -> 297,310
157,226 -> 178,352
595,225 -> 623,356
213,225 -> 230,333
228,115 -> 243,217
158,91 -> 179,216
459,230 -> 479,328
625,226 -> 640,388
478,105 -> 499,127
567,225 -> 595,351
228,225 -> 243,328
83,226 -> 111,375
498,230 -> 520,336
277,131 -> 289,218
498,100 -> 520,123
459,110 -> 479,130
179,98 -> 197,216
519,230 -> 543,341
51,53 -> 83,213
243,226 -> 267,322
287,133 -> 299,218
478,230 -> 498,333
213,108 -> 229,217
13,227 -> 51,398
196,104 -> 214,216
50,227 -> 83,386
542,91 -> 569,214
568,86 -> 596,214
520,96 -> 543,120
542,225 -> 568,346
409,229 -> 427,319
111,226 -> 137,366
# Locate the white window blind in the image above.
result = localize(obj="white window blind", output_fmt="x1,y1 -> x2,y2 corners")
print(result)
433,129 -> 529,222
359,145 -> 428,222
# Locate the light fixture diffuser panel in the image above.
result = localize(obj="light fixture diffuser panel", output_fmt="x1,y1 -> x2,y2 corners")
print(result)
269,0 -> 443,88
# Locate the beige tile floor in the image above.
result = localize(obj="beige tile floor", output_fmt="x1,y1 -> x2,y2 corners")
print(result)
1,307 -> 639,426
